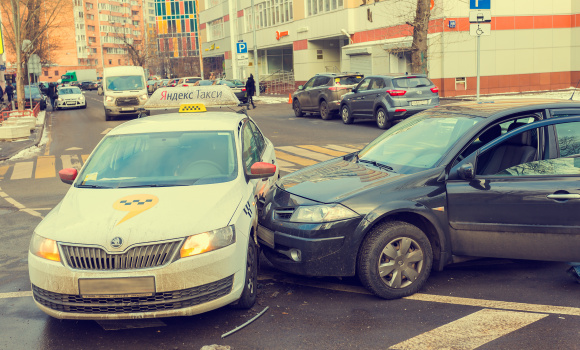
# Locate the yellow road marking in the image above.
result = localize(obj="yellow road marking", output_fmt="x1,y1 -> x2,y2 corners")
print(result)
277,146 -> 333,161
35,156 -> 55,178
275,150 -> 317,166
81,154 -> 89,163
298,145 -> 347,157
389,309 -> 547,350
11,162 -> 33,180
0,291 -> 32,299
0,165 -> 9,180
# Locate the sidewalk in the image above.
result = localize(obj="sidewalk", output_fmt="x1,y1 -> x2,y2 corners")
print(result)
0,110 -> 47,161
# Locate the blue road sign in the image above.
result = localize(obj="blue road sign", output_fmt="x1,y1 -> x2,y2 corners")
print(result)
0,65 -> 5,71
470,0 -> 490,9
236,42 -> 248,54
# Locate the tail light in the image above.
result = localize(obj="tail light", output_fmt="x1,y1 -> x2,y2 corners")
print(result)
387,90 -> 407,97
328,86 -> 347,91
242,88 -> 246,92
430,86 -> 439,93
183,84 -> 188,87
395,109 -> 407,113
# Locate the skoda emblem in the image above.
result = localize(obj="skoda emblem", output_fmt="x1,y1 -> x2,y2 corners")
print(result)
110,237 -> 123,248
417,90 -> 422,95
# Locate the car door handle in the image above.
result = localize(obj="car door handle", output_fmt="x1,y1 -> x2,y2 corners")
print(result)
547,193 -> 580,200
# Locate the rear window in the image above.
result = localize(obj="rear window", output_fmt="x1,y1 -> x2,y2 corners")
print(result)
335,76 -> 364,86
393,77 -> 432,88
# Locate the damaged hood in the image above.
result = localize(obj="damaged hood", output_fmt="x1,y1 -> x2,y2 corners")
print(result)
35,181 -> 243,248
276,158 -> 405,203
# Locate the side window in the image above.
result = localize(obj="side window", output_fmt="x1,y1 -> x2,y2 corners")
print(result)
556,122 -> 580,157
242,123 -> 260,172
248,121 -> 266,155
303,78 -> 316,89
357,78 -> 372,91
369,78 -> 386,90
314,76 -> 331,87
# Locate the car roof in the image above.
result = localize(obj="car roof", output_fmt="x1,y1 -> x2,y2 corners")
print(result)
107,112 -> 246,136
315,73 -> 363,77
435,99 -> 580,118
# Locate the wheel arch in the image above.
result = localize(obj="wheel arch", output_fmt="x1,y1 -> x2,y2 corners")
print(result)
373,102 -> 389,117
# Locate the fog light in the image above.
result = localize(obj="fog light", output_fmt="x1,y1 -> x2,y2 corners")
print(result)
290,249 -> 301,262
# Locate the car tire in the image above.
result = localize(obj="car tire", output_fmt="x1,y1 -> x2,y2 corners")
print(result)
357,221 -> 433,300
376,107 -> 392,130
105,111 -> 112,121
293,99 -> 304,118
81,104 -> 87,109
341,104 -> 353,124
231,238 -> 258,309
320,100 -> 332,120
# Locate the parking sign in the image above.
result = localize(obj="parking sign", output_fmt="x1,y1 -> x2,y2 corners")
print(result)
470,0 -> 490,9
236,42 -> 248,54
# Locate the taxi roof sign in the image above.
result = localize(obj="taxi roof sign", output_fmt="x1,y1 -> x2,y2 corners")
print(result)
144,85 -> 240,109
179,103 -> 207,113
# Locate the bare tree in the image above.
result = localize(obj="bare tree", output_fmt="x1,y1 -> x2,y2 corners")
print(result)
0,0 -> 68,110
407,0 -> 431,74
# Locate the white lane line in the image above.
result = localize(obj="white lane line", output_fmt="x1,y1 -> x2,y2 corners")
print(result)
325,144 -> 360,153
277,146 -> 333,162
259,273 -> 580,316
276,159 -> 297,169
101,128 -> 112,134
0,186 -> 43,218
11,162 -> 33,180
0,291 -> 32,299
389,309 -> 547,350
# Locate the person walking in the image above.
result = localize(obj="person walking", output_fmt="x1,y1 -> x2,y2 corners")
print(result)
5,82 -> 14,104
245,74 -> 256,109
0,84 -> 4,103
47,83 -> 57,110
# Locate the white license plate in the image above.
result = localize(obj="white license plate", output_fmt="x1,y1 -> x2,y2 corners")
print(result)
122,107 -> 135,111
410,100 -> 429,106
79,277 -> 155,298
257,225 -> 275,248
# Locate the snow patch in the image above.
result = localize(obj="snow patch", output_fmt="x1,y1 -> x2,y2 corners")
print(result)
9,124 -> 49,161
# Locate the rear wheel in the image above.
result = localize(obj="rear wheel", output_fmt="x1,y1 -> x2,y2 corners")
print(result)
376,107 -> 391,130
357,221 -> 433,299
231,238 -> 258,309
341,104 -> 353,124
320,100 -> 332,120
293,99 -> 304,117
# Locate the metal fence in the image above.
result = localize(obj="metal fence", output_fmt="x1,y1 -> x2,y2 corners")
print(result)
260,70 -> 295,95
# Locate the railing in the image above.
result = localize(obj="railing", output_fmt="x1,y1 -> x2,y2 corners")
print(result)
325,66 -> 340,73
0,103 -> 39,123
259,70 -> 295,95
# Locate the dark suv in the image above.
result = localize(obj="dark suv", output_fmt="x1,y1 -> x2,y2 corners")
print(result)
292,73 -> 364,120
340,74 -> 439,129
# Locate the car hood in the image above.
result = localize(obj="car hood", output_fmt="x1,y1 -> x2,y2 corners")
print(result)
276,158 -> 405,204
35,181 -> 243,247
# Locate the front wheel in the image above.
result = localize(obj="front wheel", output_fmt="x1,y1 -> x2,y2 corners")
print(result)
81,104 -> 87,109
231,239 -> 258,309
376,107 -> 392,130
341,105 -> 353,124
105,111 -> 112,121
293,99 -> 304,117
357,221 -> 433,299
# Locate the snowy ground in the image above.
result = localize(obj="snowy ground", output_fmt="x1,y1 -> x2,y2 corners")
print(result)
255,95 -> 291,104
463,89 -> 580,101
9,111 -> 49,161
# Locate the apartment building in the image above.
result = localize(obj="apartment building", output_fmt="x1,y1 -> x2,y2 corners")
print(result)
154,0 -> 201,60
198,0 -> 580,96
2,0 -> 146,82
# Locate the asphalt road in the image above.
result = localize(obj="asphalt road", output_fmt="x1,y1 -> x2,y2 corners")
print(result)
0,92 -> 579,350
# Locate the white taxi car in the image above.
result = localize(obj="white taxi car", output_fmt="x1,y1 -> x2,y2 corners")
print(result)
29,86 -> 279,319
56,86 -> 86,110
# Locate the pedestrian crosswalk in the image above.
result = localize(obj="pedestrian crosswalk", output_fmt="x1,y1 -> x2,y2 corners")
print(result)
0,144 -> 366,181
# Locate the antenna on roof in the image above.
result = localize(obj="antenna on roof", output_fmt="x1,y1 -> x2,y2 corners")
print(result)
570,79 -> 580,100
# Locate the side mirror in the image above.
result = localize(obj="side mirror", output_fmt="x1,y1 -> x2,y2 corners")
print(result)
248,162 -> 277,179
458,163 -> 475,180
298,85 -> 304,90
352,88 -> 358,93
59,168 -> 78,185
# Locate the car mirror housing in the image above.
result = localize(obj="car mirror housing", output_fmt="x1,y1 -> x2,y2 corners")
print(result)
298,85 -> 304,90
458,163 -> 475,180
59,168 -> 78,185
247,162 -> 277,179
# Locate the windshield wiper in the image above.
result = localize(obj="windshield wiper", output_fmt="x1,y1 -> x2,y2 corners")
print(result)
77,184 -> 110,188
117,183 -> 191,188
359,159 -> 395,172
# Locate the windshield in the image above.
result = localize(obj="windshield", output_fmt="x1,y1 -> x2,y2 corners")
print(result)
76,131 -> 238,188
217,80 -> 235,87
358,113 -> 482,173
62,74 -> 74,80
105,75 -> 145,91
59,87 -> 82,95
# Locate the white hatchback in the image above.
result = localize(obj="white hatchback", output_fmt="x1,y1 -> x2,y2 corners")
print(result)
56,86 -> 86,110
29,90 -> 278,320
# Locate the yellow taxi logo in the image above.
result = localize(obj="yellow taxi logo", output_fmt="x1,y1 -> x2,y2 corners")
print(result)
113,194 -> 159,226
179,103 -> 206,113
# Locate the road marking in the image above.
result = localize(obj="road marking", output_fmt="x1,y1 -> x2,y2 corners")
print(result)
389,309 -> 547,350
324,144 -> 360,153
0,186 -> 43,218
277,146 -> 333,162
101,128 -> 112,135
298,145 -> 347,157
61,154 -> 82,170
81,154 -> 89,163
275,150 -> 317,166
0,291 -> 33,299
65,147 -> 83,151
11,162 -> 33,180
35,156 -> 55,178
0,165 -> 9,180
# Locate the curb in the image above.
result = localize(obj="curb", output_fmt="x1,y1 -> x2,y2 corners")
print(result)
0,110 -> 48,161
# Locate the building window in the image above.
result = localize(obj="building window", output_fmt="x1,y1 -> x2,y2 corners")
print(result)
133,20 -> 140,26
149,9 -> 154,14
88,25 -> 95,31
87,14 -> 94,20
132,10 -> 139,16
44,71 -> 48,76
55,70 -> 59,76
85,2 -> 93,9
247,0 -> 292,31
109,59 -> 112,64
307,0 -> 341,16
208,18 -> 224,40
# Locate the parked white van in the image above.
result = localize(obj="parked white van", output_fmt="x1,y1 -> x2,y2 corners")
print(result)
103,66 -> 149,121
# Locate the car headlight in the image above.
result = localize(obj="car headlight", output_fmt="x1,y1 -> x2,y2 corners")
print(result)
105,96 -> 115,105
57,98 -> 63,101
78,96 -> 84,101
180,225 -> 235,258
290,204 -> 358,223
139,94 -> 148,101
30,234 -> 61,262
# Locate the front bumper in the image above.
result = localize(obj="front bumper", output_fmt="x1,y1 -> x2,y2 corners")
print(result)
105,105 -> 148,116
57,99 -> 85,108
28,241 -> 245,320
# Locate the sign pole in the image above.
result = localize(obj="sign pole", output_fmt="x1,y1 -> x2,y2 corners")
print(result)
476,34 -> 480,102
251,0 -> 259,96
